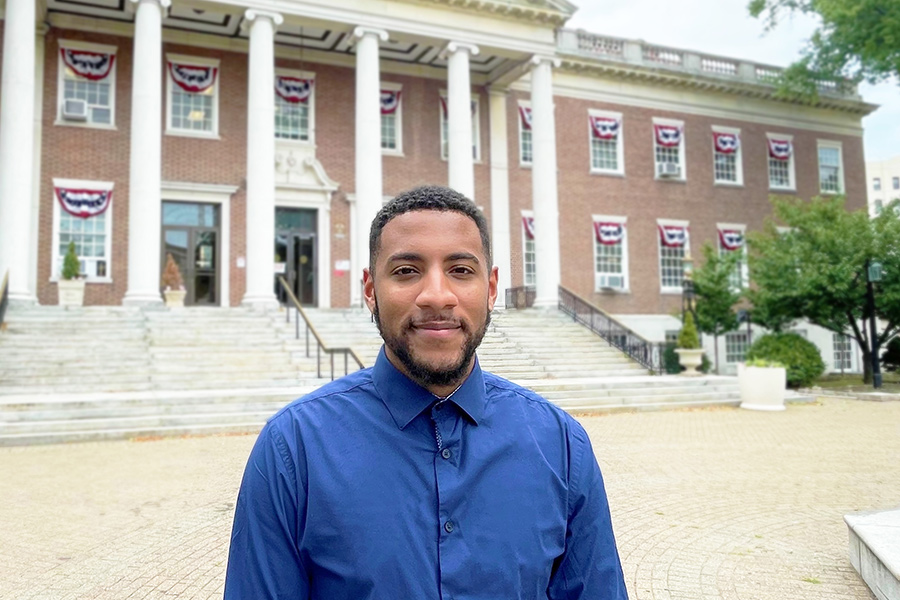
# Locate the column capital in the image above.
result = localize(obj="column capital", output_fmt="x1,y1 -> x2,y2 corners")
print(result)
530,55 -> 561,68
442,41 -> 480,58
244,9 -> 284,26
353,27 -> 389,42
487,85 -> 510,98
129,0 -> 171,8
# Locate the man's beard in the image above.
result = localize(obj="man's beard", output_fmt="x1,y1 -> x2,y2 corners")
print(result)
373,300 -> 491,389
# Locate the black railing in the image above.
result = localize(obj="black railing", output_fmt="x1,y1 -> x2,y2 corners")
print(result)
505,286 -> 536,309
558,285 -> 665,374
0,270 -> 9,333
277,275 -> 365,380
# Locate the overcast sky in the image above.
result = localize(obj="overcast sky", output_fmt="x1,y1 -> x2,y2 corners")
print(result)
566,0 -> 899,163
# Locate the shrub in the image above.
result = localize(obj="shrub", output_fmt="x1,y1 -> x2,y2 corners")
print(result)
677,312 -> 700,349
161,254 -> 185,291
882,337 -> 900,373
61,241 -> 80,280
746,332 -> 825,388
745,358 -> 786,369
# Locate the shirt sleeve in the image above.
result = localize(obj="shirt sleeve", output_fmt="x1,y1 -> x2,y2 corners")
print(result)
224,421 -> 310,600
547,421 -> 628,599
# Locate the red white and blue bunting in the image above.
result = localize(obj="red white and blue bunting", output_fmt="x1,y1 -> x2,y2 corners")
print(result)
55,186 -> 113,218
168,62 -> 217,93
768,138 -> 792,160
61,48 -> 115,81
590,116 -> 620,139
713,132 -> 740,154
275,76 -> 313,103
522,216 -> 535,240
659,225 -> 688,247
519,106 -> 532,130
718,229 -> 745,251
381,90 -> 402,114
654,124 -> 682,147
594,222 -> 624,245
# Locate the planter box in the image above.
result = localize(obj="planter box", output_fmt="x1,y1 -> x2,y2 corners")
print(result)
738,363 -> 787,411
675,348 -> 704,376
164,289 -> 186,308
58,279 -> 85,307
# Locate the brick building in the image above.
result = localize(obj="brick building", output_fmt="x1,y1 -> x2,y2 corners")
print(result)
0,0 -> 874,372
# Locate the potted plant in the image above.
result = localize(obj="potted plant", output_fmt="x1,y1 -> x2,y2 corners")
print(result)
738,358 -> 787,411
161,253 -> 187,308
674,311 -> 704,376
58,241 -> 85,307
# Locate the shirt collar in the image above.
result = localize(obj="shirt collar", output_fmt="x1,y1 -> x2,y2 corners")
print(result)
372,346 -> 485,430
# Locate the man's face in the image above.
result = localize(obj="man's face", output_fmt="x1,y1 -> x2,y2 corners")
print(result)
363,210 -> 498,393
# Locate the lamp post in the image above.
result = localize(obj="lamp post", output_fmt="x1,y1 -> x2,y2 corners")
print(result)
682,252 -> 696,322
866,260 -> 883,389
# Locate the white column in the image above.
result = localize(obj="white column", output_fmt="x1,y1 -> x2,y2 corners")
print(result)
488,87 -> 511,304
530,56 -> 561,308
351,26 -> 388,308
446,41 -> 479,200
0,0 -> 37,303
123,0 -> 170,305
241,9 -> 283,308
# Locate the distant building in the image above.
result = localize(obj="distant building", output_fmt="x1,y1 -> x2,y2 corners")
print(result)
866,156 -> 900,217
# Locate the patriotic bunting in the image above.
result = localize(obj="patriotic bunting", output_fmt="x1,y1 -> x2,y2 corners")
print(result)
590,116 -> 620,139
519,106 -> 532,130
594,222 -> 625,245
522,217 -> 535,240
654,124 -> 682,147
768,138 -> 792,160
718,229 -> 745,251
55,186 -> 113,218
713,132 -> 740,154
381,90 -> 401,114
275,76 -> 313,103
61,48 -> 115,81
658,225 -> 688,247
168,62 -> 217,93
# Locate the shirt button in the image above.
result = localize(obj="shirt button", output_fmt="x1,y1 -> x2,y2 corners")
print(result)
444,520 -> 455,533
441,448 -> 452,460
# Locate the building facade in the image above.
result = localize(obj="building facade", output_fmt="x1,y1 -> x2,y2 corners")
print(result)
866,155 -> 900,217
0,0 -> 874,372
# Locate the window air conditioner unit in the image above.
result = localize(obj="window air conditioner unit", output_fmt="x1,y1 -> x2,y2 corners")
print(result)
596,274 -> 624,290
62,99 -> 88,121
657,162 -> 681,177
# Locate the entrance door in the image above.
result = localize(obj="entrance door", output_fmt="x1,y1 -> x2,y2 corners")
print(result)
275,208 -> 317,307
161,202 -> 220,306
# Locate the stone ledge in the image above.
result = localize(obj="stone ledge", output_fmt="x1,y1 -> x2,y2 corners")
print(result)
845,507 -> 900,600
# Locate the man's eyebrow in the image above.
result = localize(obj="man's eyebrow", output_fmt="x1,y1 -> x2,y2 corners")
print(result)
446,252 -> 480,264
386,252 -> 424,263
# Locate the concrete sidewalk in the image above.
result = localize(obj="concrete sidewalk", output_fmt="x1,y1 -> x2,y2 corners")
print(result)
2,397 -> 897,599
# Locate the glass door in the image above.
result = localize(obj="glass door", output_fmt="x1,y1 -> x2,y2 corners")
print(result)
161,202 -> 220,306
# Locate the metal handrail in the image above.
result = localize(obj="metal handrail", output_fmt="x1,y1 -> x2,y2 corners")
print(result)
0,270 -> 9,333
505,286 -> 536,309
557,285 -> 665,374
276,275 -> 365,380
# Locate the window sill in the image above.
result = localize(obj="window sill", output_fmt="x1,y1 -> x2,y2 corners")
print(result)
50,277 -> 113,285
275,138 -> 316,147
54,120 -> 117,131
590,169 -> 625,178
594,287 -> 630,294
769,186 -> 796,193
714,180 -> 743,188
519,162 -> 532,169
165,130 -> 220,140
660,288 -> 683,295
654,177 -> 686,183
819,189 -> 844,196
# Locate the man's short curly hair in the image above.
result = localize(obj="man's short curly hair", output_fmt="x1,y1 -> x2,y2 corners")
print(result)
368,185 -> 492,272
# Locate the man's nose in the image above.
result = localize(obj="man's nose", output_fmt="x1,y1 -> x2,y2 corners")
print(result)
416,268 -> 458,310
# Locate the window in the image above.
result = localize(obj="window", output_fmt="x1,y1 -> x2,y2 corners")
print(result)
833,333 -> 852,370
875,200 -> 884,215
767,134 -> 795,190
440,93 -> 481,161
818,141 -> 844,193
52,178 -> 114,282
589,111 -> 623,175
653,119 -> 685,180
274,71 -> 314,142
726,332 -> 750,363
593,218 -> 628,291
712,127 -> 742,185
381,83 -> 402,153
874,178 -> 882,191
522,214 -> 535,287
717,226 -> 748,290
167,55 -> 219,136
518,103 -> 532,165
57,41 -> 116,126
657,221 -> 689,291
894,177 -> 899,190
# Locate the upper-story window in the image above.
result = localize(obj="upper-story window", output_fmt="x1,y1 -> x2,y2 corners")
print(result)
52,178 -> 114,282
439,94 -> 481,161
522,213 -> 535,287
718,225 -> 748,290
57,41 -> 117,127
817,140 -> 844,194
589,111 -> 624,175
893,177 -> 899,190
875,200 -> 884,215
657,220 -> 689,292
767,134 -> 795,191
518,103 -> 532,165
593,217 -> 628,292
380,83 -> 402,154
874,177 -> 882,191
712,127 -> 742,185
653,119 -> 685,181
274,71 -> 314,142
167,55 -> 219,137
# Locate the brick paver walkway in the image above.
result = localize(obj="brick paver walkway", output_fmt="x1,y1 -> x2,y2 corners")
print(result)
2,398 -> 897,599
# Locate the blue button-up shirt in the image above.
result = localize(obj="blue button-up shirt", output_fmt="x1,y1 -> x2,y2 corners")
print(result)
225,348 -> 627,599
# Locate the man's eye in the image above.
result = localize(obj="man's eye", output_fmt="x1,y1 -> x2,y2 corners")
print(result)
392,266 -> 418,276
450,266 -> 475,275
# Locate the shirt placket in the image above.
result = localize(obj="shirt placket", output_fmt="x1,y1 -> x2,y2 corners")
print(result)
431,400 -> 462,600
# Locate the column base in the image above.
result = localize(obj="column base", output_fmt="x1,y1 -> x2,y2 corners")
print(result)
241,293 -> 280,311
8,294 -> 38,307
122,290 -> 164,306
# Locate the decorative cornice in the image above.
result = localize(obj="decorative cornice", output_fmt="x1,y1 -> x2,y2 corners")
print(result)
397,0 -> 575,27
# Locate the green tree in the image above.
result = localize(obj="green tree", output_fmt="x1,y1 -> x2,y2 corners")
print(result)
747,195 -> 900,383
749,0 -> 900,97
693,244 -> 742,373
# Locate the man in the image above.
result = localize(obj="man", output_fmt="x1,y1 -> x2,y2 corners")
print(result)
224,186 -> 627,599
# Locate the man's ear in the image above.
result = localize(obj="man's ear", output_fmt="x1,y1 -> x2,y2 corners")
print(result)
487,266 -> 499,312
363,268 -> 377,314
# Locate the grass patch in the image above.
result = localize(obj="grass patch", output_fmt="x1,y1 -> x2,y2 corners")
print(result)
801,577 -> 821,584
810,373 -> 900,393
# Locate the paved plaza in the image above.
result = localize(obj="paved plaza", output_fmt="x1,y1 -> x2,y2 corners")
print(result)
1,397 -> 898,599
